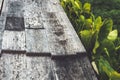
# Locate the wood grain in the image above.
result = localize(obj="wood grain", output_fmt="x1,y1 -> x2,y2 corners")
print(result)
52,56 -> 98,80
42,11 -> 86,56
0,0 -> 98,80
0,0 -> 9,55
56,12 -> 86,54
2,31 -> 26,53
23,0 -> 44,29
0,54 -> 53,80
0,54 -> 97,80
7,0 -> 24,17
25,29 -> 50,55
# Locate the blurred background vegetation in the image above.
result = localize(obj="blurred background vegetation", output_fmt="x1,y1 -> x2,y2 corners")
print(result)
81,0 -> 120,36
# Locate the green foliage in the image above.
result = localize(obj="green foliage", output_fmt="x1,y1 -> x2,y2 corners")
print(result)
60,0 -> 120,80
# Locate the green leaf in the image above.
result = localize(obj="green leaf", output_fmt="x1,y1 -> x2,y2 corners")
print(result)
98,57 -> 120,80
107,30 -> 118,41
90,31 -> 98,53
85,18 -> 93,29
101,39 -> 115,54
98,19 -> 113,41
74,1 -> 82,9
80,30 -> 92,49
83,3 -> 91,13
93,40 -> 99,54
104,48 -> 110,57
94,16 -> 103,31
79,15 -> 85,22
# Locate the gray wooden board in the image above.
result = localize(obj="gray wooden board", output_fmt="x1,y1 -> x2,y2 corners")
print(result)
0,0 -> 9,55
78,56 -> 98,80
0,54 -> 98,80
31,0 -> 64,12
5,17 -> 25,31
4,0 -> 25,31
42,11 -> 86,56
25,29 -> 50,55
52,56 -> 98,80
22,0 -> 63,28
7,0 -> 24,17
0,54 -> 53,80
2,31 -> 26,52
42,0 -> 64,12
23,0 -> 44,29
56,12 -> 86,54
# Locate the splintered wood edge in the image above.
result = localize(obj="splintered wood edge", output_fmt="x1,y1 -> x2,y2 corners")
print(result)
0,0 -> 4,15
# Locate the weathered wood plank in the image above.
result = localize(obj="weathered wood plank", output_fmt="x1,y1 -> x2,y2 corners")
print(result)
26,0 -> 63,12
23,0 -> 44,29
23,0 -> 50,55
78,56 -> 98,80
41,0 -> 64,12
25,29 -> 50,55
52,57 -> 87,80
5,17 -> 25,31
2,31 -> 26,52
0,54 -> 53,80
25,56 -> 53,80
52,56 -> 98,80
42,11 -> 86,56
7,0 -> 24,17
1,0 -> 25,53
0,0 -> 9,55
4,0 -> 25,31
56,12 -> 86,54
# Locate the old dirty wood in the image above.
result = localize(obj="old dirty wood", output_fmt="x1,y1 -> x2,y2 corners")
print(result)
0,54 -> 53,80
57,12 -> 86,54
2,31 -> 26,53
0,0 -> 8,55
25,29 -> 50,56
40,0 -> 85,56
1,0 -> 25,53
5,0 -> 25,31
77,56 -> 98,80
24,0 -> 44,29
42,12 -> 86,56
0,0 -> 98,80
7,0 -> 24,17
52,56 -> 98,80
0,53 -> 98,80
23,0 -> 50,55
